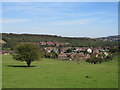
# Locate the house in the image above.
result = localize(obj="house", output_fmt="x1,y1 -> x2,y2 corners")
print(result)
87,48 -> 92,53
58,53 -> 68,60
39,41 -> 70,47
93,52 -> 100,57
40,41 -> 46,45
44,47 -> 53,53
53,48 -> 59,53
104,52 -> 109,56
64,43 -> 69,45
70,52 -> 86,61
85,54 -> 90,58
0,50 -> 14,55
73,47 -> 82,52
60,48 -> 66,53
46,42 -> 55,46
0,50 -> 2,54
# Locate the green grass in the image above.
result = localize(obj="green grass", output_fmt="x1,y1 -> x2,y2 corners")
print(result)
2,55 -> 118,88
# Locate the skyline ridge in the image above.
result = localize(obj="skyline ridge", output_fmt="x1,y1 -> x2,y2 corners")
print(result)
1,32 -> 119,39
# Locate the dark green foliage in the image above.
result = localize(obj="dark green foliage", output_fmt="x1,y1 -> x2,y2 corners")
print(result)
85,75 -> 92,78
44,51 -> 58,59
86,55 -> 104,64
118,46 -> 120,52
13,43 -> 42,67
109,46 -> 118,53
105,53 -> 113,61
96,57 -> 104,63
71,53 -> 82,64
86,58 -> 91,63
65,48 -> 72,53
86,52 -> 113,64
90,57 -> 97,64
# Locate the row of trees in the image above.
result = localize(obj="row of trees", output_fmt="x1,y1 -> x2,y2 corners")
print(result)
86,54 -> 113,64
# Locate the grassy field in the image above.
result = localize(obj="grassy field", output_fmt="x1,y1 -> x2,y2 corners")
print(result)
2,54 -> 118,88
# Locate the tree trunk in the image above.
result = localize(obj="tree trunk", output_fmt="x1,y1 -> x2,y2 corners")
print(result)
26,60 -> 31,67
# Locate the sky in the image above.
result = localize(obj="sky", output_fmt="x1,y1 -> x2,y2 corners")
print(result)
1,2 -> 118,38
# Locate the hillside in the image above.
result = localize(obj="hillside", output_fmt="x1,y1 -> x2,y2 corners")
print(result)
98,35 -> 120,41
1,33 -> 118,48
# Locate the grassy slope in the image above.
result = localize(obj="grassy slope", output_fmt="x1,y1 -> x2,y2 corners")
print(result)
2,55 -> 118,88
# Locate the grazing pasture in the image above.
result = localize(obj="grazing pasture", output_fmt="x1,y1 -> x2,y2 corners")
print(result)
2,54 -> 118,88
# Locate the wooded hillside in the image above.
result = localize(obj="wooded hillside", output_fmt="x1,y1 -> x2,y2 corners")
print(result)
1,33 -> 118,48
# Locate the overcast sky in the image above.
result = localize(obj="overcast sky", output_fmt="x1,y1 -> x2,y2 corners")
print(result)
2,2 -> 118,38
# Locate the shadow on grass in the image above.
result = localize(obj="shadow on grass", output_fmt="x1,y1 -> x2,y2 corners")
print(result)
85,75 -> 92,78
7,65 -> 38,68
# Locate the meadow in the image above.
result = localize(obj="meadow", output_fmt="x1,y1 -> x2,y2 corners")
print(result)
2,55 -> 118,88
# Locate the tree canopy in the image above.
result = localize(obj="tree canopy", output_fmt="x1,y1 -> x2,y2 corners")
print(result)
13,43 -> 42,67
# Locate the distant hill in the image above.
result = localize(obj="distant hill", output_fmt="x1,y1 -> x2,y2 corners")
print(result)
1,33 -> 118,48
98,35 -> 120,42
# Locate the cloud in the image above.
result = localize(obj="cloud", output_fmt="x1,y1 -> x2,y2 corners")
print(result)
2,2 -> 117,20
53,18 -> 96,26
55,11 -> 117,18
0,19 -> 30,24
